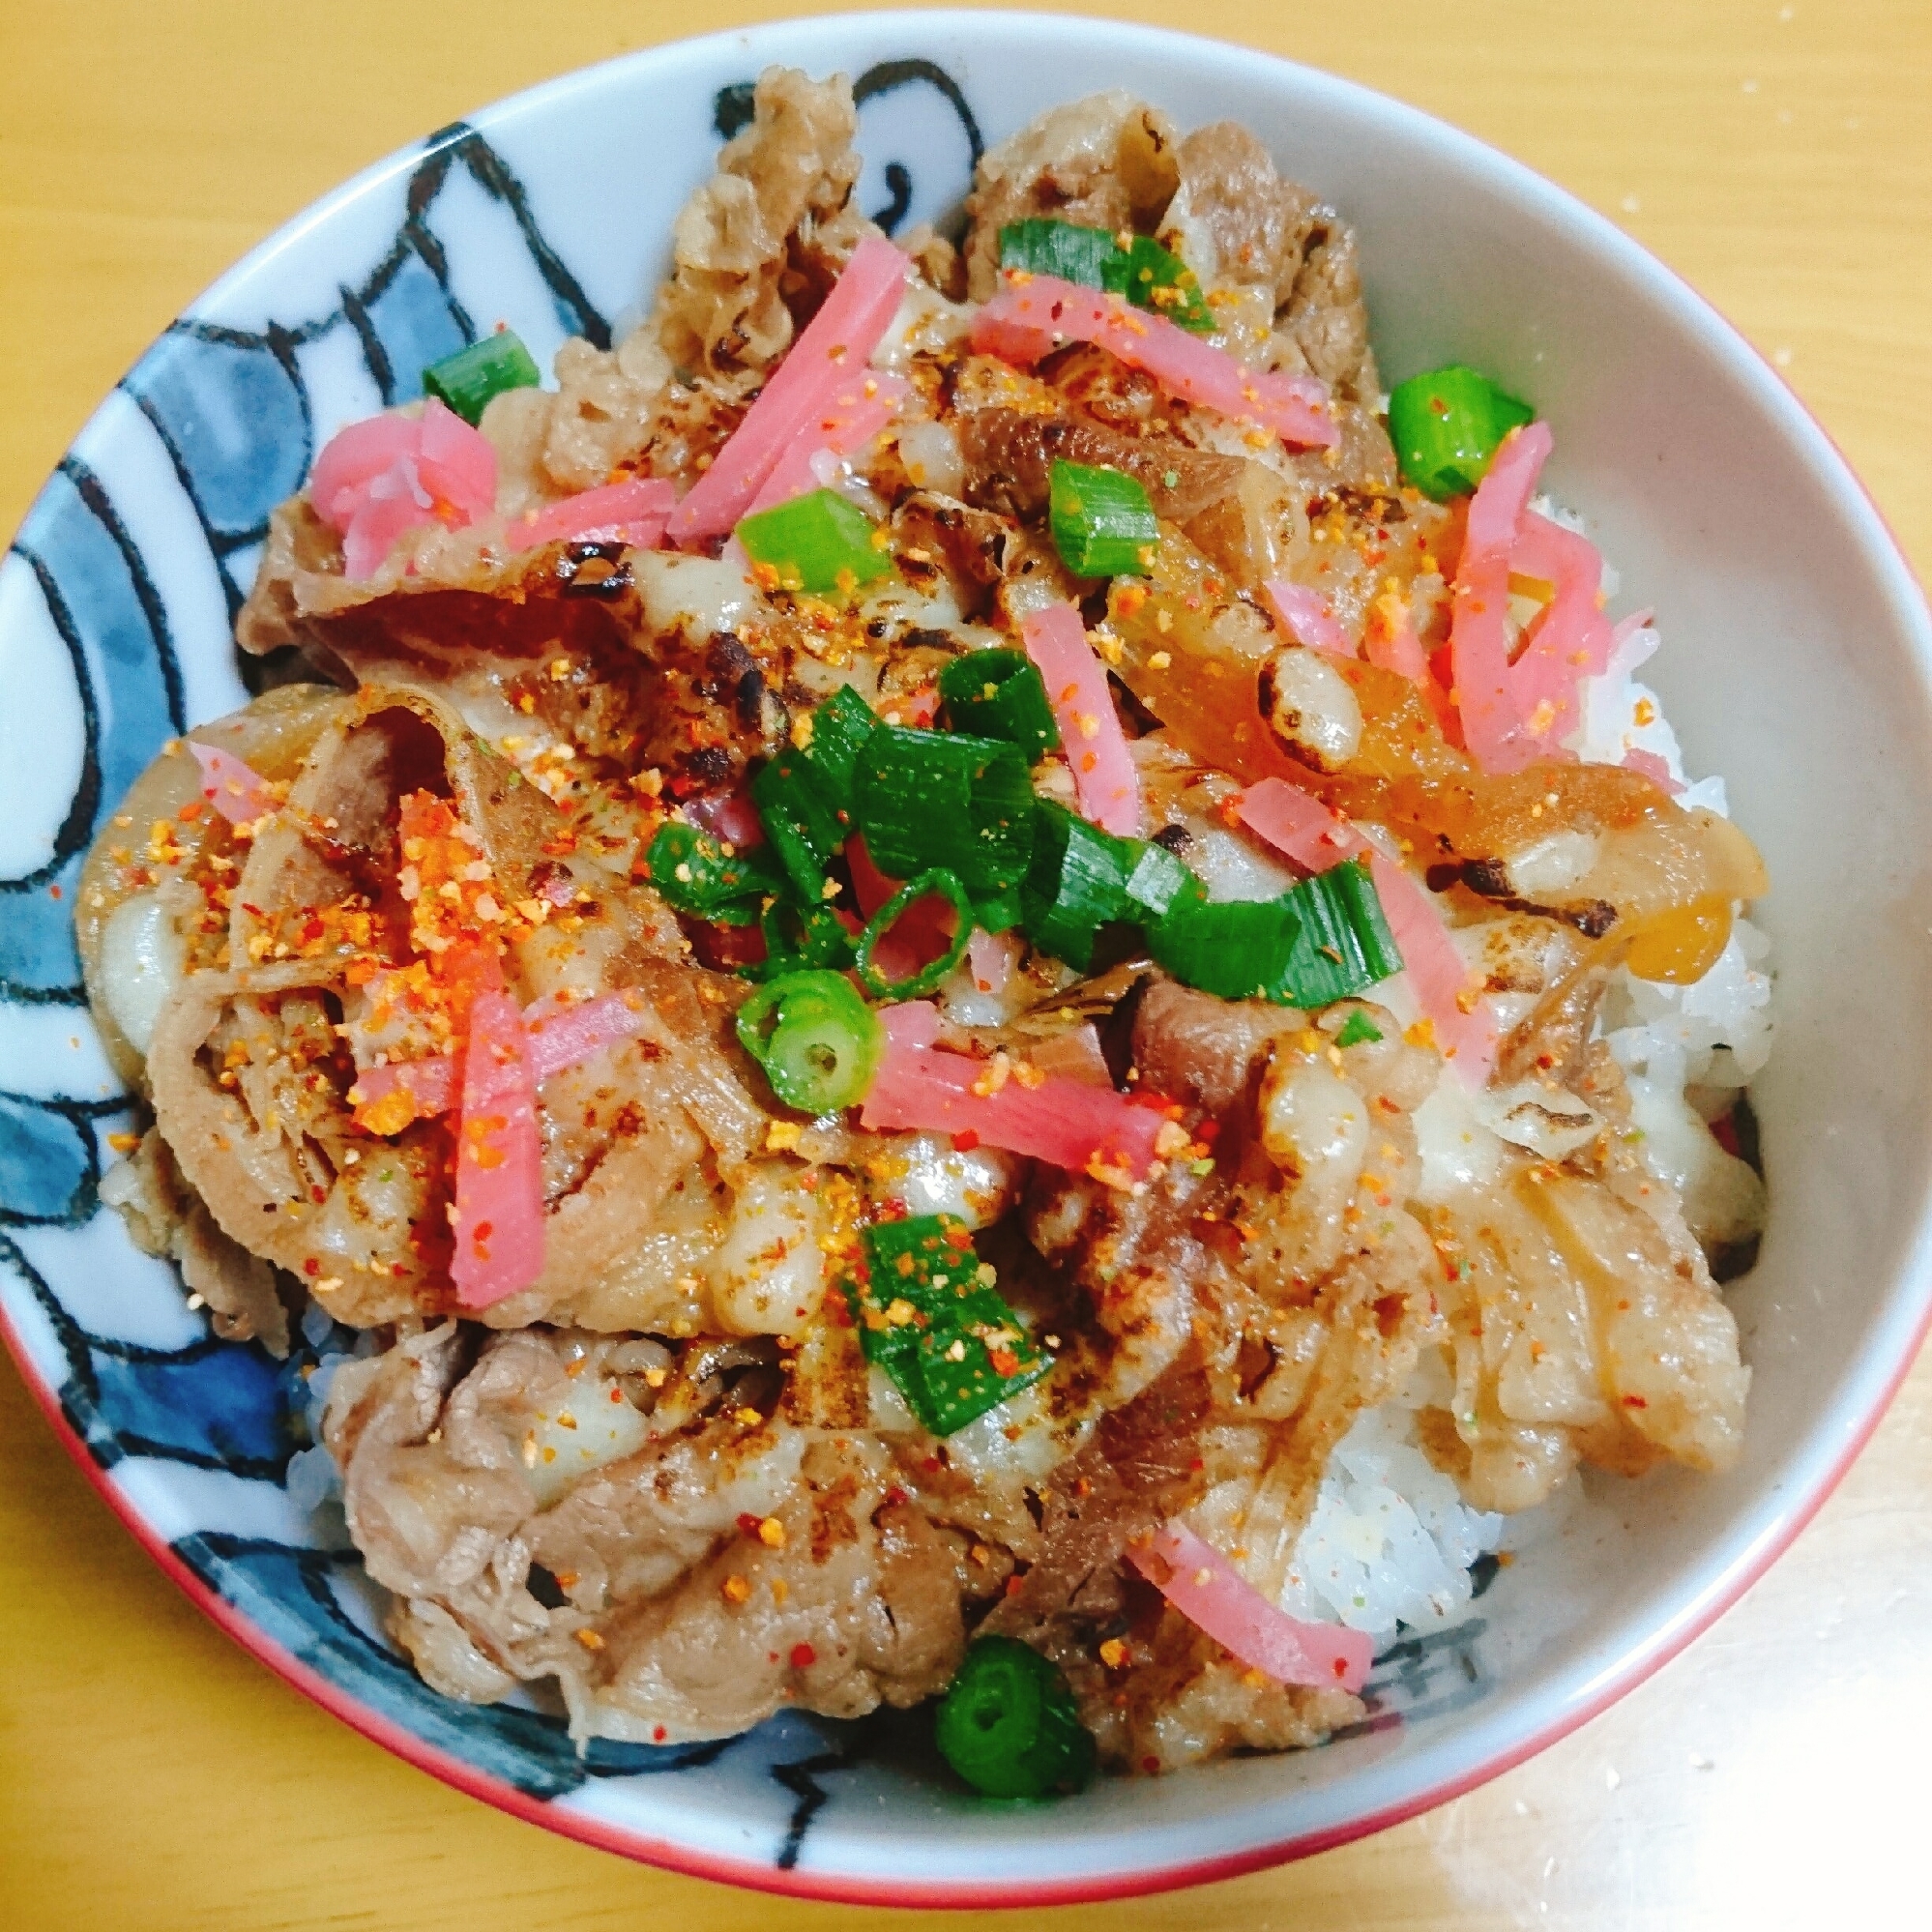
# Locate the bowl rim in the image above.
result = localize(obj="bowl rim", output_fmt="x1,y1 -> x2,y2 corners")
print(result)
7,7 -> 1932,1906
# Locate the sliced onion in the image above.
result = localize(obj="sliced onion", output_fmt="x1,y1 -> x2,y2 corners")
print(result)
973,275 -> 1336,450
1128,1520 -> 1374,1692
187,742 -> 277,826
861,1001 -> 1163,1176
1023,601 -> 1143,837
452,987 -> 544,1308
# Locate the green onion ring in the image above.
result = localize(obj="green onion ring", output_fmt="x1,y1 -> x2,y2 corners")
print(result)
855,867 -> 974,1001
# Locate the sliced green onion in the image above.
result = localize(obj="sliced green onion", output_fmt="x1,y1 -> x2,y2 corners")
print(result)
998,219 -> 1118,288
972,885 -> 1024,936
998,221 -> 1215,338
938,650 -> 1062,760
854,726 -> 1037,895
1049,459 -> 1158,579
1147,878 -> 1303,1002
843,1216 -> 1051,1438
1275,857 -> 1403,1007
1021,800 -> 1131,973
1122,839 -> 1191,920
643,822 -> 784,925
1100,235 -> 1214,334
935,1636 -> 1097,1799
750,751 -> 844,898
848,1215 -> 975,1369
855,868 -> 974,1001
421,330 -> 542,424
1387,365 -> 1537,502
901,1288 -> 1051,1436
734,970 -> 882,1114
752,897 -> 856,980
1334,1009 -> 1385,1048
801,684 -> 878,819
736,488 -> 893,597
1149,859 -> 1402,1007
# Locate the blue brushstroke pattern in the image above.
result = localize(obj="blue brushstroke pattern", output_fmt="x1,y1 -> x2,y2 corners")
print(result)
0,1096 -> 95,1224
86,1341 -> 290,1471
3,1232 -> 284,1475
364,252 -> 470,402
5,464 -> 181,997
127,330 -> 310,542
1334,1619 -> 1492,1742
0,853 -> 86,1000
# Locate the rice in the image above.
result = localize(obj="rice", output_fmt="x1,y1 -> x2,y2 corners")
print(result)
1273,587 -> 1774,1646
1278,1355 -> 1505,1643
283,1301 -> 380,1515
1567,582 -> 1775,1243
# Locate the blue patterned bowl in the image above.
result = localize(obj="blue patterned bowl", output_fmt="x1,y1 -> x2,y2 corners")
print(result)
6,11 -> 1932,1905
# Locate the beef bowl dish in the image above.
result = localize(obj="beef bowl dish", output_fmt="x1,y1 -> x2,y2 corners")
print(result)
8,12 -> 1930,1904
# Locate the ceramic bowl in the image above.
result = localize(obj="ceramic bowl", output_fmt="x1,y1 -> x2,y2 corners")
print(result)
4,9 -> 1930,1906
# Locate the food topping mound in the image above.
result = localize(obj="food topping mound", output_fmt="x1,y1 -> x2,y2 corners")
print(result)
83,68 -> 1771,1781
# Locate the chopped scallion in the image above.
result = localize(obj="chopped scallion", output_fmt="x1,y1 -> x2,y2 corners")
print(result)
972,885 -> 1024,936
750,751 -> 844,898
1147,879 -> 1303,1002
800,684 -> 878,819
998,219 -> 1119,288
1122,839 -> 1191,920
1148,858 -> 1402,1007
1333,1010 -> 1385,1048
935,1636 -> 1097,1799
855,868 -> 974,1001
1275,857 -> 1403,1006
899,1291 -> 1050,1437
938,649 -> 1062,759
421,330 -> 542,425
737,488 -> 893,597
1049,459 -> 1158,578
1100,234 -> 1215,334
642,822 -> 783,925
1020,800 -> 1131,972
1388,365 -> 1536,501
753,897 -> 856,980
843,1215 -> 1051,1438
854,726 -> 1037,895
734,969 -> 882,1114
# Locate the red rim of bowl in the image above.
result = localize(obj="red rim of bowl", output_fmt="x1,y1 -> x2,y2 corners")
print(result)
6,12 -> 1932,1906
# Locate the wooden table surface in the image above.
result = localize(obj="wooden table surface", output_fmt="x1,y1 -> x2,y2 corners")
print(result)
4,2 -> 1929,1925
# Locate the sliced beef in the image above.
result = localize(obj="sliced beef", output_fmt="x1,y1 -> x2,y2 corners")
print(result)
963,92 -> 1182,301
957,409 -> 1245,524
1161,122 -> 1378,399
1131,978 -> 1298,1113
326,1326 -> 987,1742
979,1359 -> 1213,1646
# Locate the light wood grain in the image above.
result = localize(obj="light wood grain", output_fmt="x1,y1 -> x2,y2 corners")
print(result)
3,4 -> 1929,1926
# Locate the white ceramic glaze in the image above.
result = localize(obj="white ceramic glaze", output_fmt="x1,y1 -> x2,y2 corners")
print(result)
3,12 -> 1929,1905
